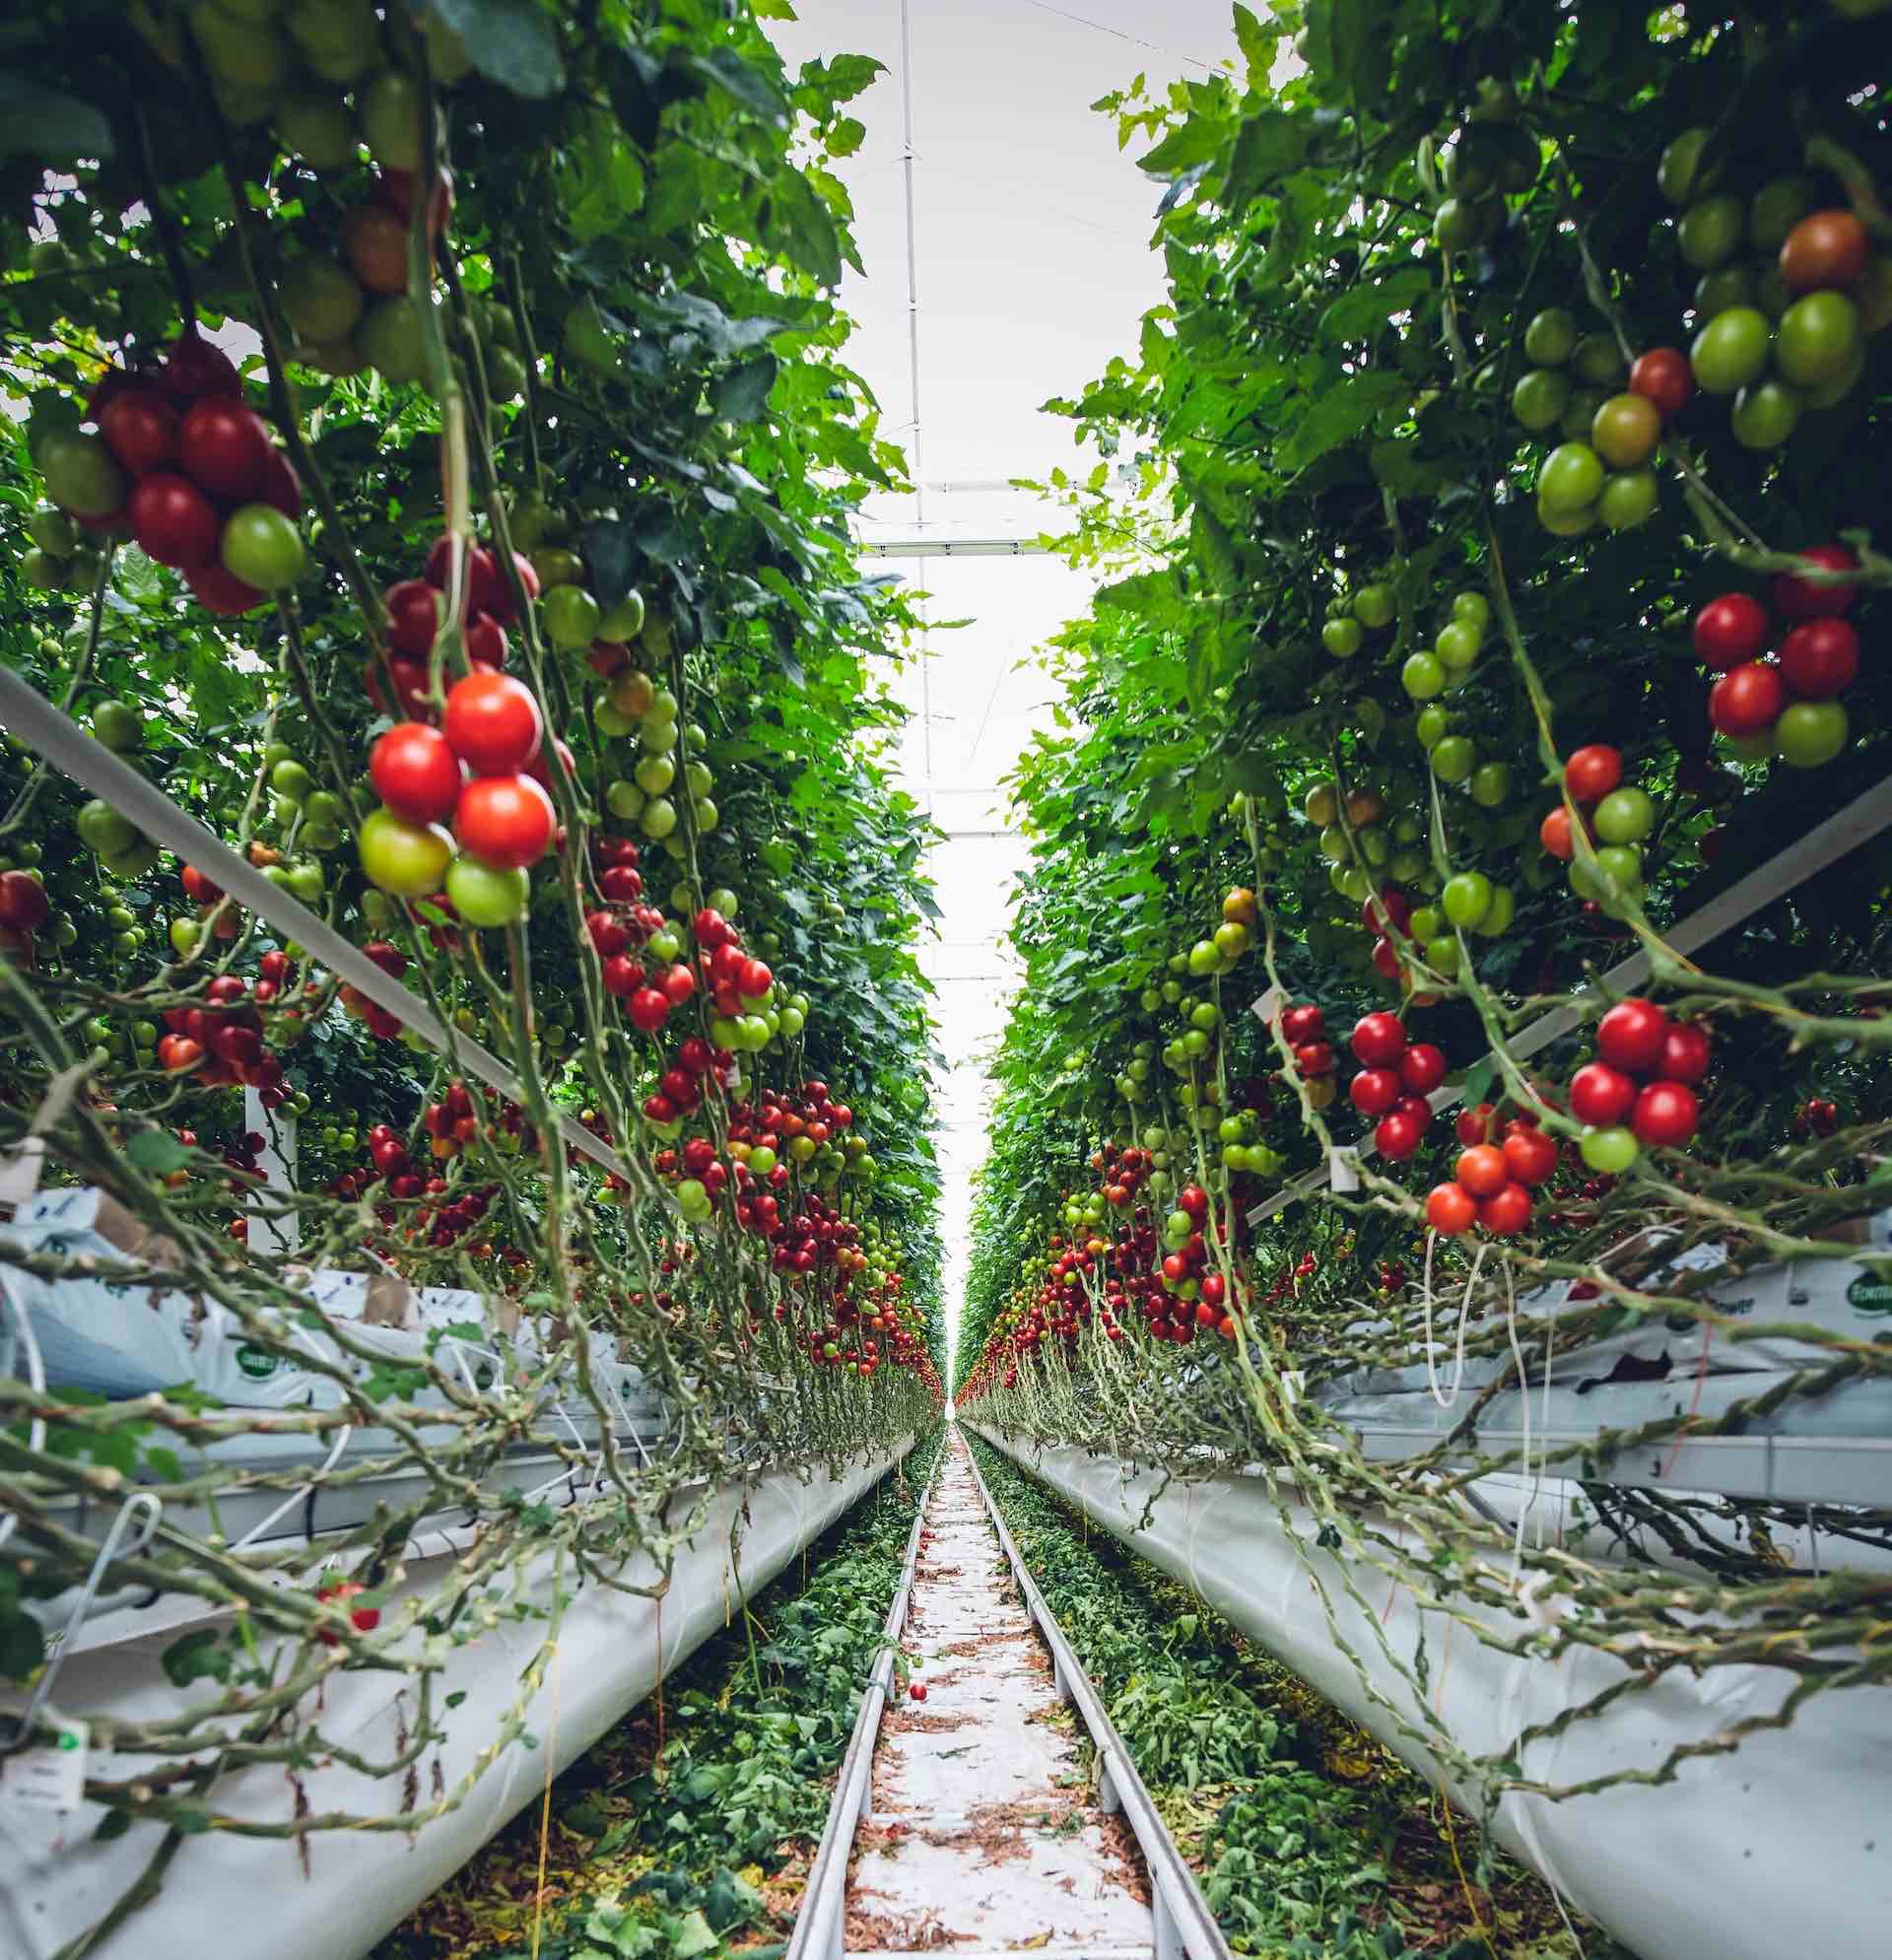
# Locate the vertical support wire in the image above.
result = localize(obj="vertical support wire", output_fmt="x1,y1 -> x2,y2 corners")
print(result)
898,0 -> 934,810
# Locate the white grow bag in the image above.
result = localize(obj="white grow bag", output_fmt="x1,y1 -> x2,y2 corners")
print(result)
0,1444 -> 912,1960
971,1425 -> 1889,1960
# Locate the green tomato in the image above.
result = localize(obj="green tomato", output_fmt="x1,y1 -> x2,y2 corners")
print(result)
542,583 -> 602,650
596,591 -> 646,641
1599,469 -> 1659,530
1425,933 -> 1460,976
1513,367 -> 1571,432
1676,193 -> 1744,270
22,548 -> 65,592
37,429 -> 126,519
1580,1125 -> 1640,1174
1593,843 -> 1644,899
1657,127 -> 1722,206
1558,387 -> 1604,445
279,254 -> 364,343
77,798 -> 136,856
1431,735 -> 1476,783
1434,196 -> 1496,253
359,67 -> 425,170
1775,700 -> 1849,769
1592,786 -> 1655,843
593,701 -> 636,739
1469,762 -> 1511,807
1389,847 -> 1426,882
1186,937 -> 1220,976
304,789 -> 346,829
445,853 -> 529,926
1441,870 -> 1492,929
1693,263 -> 1755,322
1352,582 -> 1395,629
1521,307 -> 1579,366
1749,175 -> 1812,250
271,758 -> 314,802
634,753 -> 676,796
1475,884 -> 1515,936
274,90 -> 360,171
358,807 -> 452,897
169,915 -> 202,958
1435,619 -> 1482,670
360,295 -> 430,384
606,778 -> 645,820
1182,1028 -> 1211,1059
1690,306 -> 1771,394
1777,291 -> 1861,387
1453,592 -> 1490,629
1402,650 -> 1447,700
640,796 -> 678,840
1730,378 -> 1802,450
30,506 -> 76,556
1334,864 -> 1369,902
1415,705 -> 1450,750
1537,491 -> 1596,537
1321,616 -> 1364,658
222,505 -> 306,591
284,860 -> 323,903
640,716 -> 679,754
1538,441 -> 1606,514
91,700 -> 144,753
1573,335 -> 1626,388
1408,905 -> 1443,941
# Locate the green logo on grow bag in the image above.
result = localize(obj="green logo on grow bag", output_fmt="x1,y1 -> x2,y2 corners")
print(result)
236,1343 -> 281,1379
1845,1273 -> 1892,1317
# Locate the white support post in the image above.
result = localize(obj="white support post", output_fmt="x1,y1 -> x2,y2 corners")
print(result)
243,1086 -> 300,1253
1153,1886 -> 1183,1960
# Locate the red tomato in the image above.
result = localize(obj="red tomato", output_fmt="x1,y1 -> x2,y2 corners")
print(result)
160,331 -> 243,402
385,578 -> 442,656
1632,1079 -> 1699,1148
661,963 -> 697,1006
1779,210 -> 1869,295
1539,806 -> 1575,860
453,773 -> 555,868
128,472 -> 221,569
1708,662 -> 1785,737
1779,618 -> 1858,699
1349,1067 -> 1402,1115
188,563 -> 266,615
372,722 -> 463,825
0,871 -> 49,933
442,671 -> 543,774
1478,1182 -> 1532,1235
1692,592 -> 1770,672
1597,997 -> 1669,1072
179,398 -> 273,500
1426,1182 -> 1477,1235
258,446 -> 302,518
180,864 -> 223,906
1563,744 -> 1621,803
627,986 -> 671,1033
525,736 -> 574,794
425,537 -> 506,617
1370,935 -> 1400,980
1658,1022 -> 1712,1083
1627,347 -> 1690,419
1455,1143 -> 1508,1197
465,613 -> 507,667
1399,1044 -> 1447,1095
1455,1102 -> 1496,1146
1350,1010 -> 1407,1067
374,165 -> 455,237
1280,1003 -> 1325,1044
99,389 -> 179,475
1569,1061 -> 1637,1125
1502,1126 -> 1559,1186
1773,544 -> 1858,620
601,953 -> 644,997
1361,887 -> 1412,935
1294,1042 -> 1335,1077
1375,1109 -> 1426,1160
740,958 -> 775,996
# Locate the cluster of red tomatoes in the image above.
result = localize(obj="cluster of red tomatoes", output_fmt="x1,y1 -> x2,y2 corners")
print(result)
1275,1000 -> 1339,1109
45,332 -> 307,612
1567,995 -> 1711,1172
372,533 -> 541,719
1344,1010 -> 1448,1161
1695,547 -> 1861,769
365,661 -> 561,928
1088,1137 -> 1153,1208
584,838 -> 691,1033
338,938 -> 415,1042
156,964 -> 297,1107
1424,1102 -> 1560,1238
1362,886 -> 1428,998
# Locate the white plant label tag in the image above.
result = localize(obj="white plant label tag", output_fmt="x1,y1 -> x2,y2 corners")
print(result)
0,1714 -> 88,1814
1251,985 -> 1282,1027
1329,1148 -> 1361,1192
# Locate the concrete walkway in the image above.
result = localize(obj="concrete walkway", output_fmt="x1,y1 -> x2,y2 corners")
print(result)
843,1433 -> 1154,1959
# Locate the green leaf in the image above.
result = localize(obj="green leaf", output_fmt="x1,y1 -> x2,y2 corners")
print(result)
666,1909 -> 718,1959
1137,117 -> 1223,179
1277,372 -> 1408,474
126,1129 -> 189,1175
1222,109 -> 1310,211
1318,267 -> 1432,343
1459,1054 -> 1498,1110
0,74 -> 113,164
712,353 -> 777,425
426,0 -> 565,99
162,1628 -> 231,1689
688,48 -> 787,124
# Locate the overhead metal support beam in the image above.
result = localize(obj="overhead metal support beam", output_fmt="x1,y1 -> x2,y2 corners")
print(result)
858,537 -> 1055,558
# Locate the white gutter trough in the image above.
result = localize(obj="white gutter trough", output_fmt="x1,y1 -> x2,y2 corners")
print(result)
970,1426 -> 1889,1960
0,1444 -> 912,1960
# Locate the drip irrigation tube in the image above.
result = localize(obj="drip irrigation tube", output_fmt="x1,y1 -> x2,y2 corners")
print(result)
970,1424 -> 1891,1960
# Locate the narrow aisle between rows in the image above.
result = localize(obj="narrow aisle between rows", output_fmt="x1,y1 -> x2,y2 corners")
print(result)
844,1434 -> 1154,1959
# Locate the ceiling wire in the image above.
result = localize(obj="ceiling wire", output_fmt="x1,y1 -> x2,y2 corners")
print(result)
1015,0 -> 1221,72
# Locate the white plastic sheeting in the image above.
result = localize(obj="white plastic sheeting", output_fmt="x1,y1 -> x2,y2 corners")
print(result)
0,1444 -> 911,1960
971,1425 -> 1890,1960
